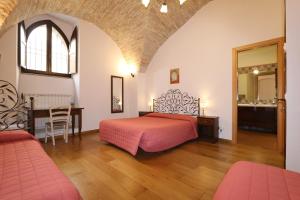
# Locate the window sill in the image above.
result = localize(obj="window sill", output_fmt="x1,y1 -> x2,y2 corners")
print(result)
20,68 -> 72,78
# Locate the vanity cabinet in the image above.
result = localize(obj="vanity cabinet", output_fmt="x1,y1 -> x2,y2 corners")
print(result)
238,105 -> 277,133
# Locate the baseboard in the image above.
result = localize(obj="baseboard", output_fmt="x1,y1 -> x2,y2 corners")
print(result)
218,138 -> 233,144
83,129 -> 98,134
38,129 -> 98,141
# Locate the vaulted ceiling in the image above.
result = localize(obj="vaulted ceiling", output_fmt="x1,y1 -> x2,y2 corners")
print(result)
0,0 -> 211,71
0,0 -> 16,27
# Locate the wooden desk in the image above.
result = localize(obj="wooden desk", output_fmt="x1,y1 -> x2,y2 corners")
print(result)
28,107 -> 83,139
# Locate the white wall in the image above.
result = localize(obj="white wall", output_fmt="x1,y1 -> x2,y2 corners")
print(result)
286,0 -> 300,172
0,15 -> 139,133
19,14 -> 77,99
19,74 -> 75,97
0,26 -> 18,86
78,20 -> 138,131
142,0 -> 284,139
137,73 -> 149,111
19,17 -> 139,131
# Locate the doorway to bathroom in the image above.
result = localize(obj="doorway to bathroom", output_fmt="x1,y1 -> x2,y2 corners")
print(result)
232,38 -> 286,153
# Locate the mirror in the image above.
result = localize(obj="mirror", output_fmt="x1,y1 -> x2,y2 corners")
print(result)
111,76 -> 124,113
238,44 -> 278,104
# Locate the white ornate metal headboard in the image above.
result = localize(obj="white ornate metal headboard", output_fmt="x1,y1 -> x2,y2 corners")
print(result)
153,89 -> 200,116
0,80 -> 30,131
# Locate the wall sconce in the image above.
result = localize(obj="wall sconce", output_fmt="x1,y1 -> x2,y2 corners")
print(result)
128,64 -> 137,78
118,59 -> 137,78
200,100 -> 208,116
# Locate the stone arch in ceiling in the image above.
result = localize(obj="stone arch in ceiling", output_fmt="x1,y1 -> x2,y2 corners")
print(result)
0,0 -> 212,72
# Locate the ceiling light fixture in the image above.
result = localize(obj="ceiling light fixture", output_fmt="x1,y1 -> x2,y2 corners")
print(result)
142,0 -> 150,7
179,0 -> 187,5
160,2 -> 168,13
142,0 -> 188,13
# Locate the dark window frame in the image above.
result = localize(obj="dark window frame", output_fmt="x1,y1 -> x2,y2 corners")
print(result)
69,27 -> 78,74
18,21 -> 26,68
18,20 -> 77,78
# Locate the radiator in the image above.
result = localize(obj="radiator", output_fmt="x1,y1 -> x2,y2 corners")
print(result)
24,93 -> 73,130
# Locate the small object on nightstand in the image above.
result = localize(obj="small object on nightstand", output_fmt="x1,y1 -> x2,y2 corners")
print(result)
148,102 -> 153,112
197,116 -> 219,143
200,100 -> 208,116
139,111 -> 154,117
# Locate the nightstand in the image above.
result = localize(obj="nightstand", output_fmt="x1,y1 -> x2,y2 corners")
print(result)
197,116 -> 219,143
139,111 -> 153,117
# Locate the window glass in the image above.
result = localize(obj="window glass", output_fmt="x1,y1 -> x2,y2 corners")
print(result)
69,39 -> 76,74
51,27 -> 69,74
20,25 -> 26,67
26,25 -> 47,71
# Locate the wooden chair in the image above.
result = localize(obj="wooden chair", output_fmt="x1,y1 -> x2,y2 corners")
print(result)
45,105 -> 71,146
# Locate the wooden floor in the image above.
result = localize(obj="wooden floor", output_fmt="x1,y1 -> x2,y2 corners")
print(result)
238,129 -> 278,150
42,132 -> 284,200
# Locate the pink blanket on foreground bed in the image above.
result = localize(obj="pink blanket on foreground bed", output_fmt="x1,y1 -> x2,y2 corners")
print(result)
0,130 -> 81,200
99,113 -> 198,155
214,161 -> 300,200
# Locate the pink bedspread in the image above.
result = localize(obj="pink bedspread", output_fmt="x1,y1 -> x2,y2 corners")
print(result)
99,113 -> 198,155
0,130 -> 81,200
0,130 -> 36,142
214,161 -> 300,200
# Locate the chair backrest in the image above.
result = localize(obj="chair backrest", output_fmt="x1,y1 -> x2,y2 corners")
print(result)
49,105 -> 71,125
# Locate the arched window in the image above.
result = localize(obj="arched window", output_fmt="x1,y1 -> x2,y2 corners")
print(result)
18,20 -> 78,77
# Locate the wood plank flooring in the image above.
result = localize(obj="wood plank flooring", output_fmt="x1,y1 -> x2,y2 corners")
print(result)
238,129 -> 278,150
42,132 -> 284,200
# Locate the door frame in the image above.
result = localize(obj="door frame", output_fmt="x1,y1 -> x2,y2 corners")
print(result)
232,37 -> 286,153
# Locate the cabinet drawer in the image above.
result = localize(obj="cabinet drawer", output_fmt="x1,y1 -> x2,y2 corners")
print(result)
198,118 -> 214,125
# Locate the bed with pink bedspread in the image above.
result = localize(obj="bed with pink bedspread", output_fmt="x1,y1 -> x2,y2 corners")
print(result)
0,130 -> 81,200
214,161 -> 300,200
99,113 -> 198,155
